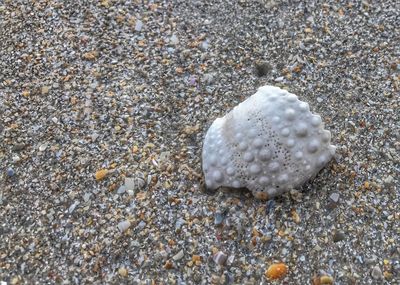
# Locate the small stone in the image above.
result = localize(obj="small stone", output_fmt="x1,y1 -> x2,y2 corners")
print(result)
320,275 -> 334,284
12,143 -> 25,151
332,230 -> 346,242
213,251 -> 228,265
68,201 -> 79,213
41,86 -> 50,94
172,250 -> 184,261
12,155 -> 21,163
6,168 -> 15,177
214,212 -> 224,226
192,255 -> 201,262
265,263 -> 288,280
371,265 -> 383,280
118,267 -> 128,277
82,51 -> 98,61
274,76 -> 284,82
38,143 -> 47,152
383,175 -> 394,186
255,61 -> 272,77
164,260 -> 173,269
51,117 -> 58,124
135,20 -> 143,31
170,34 -> 179,45
118,220 -> 131,232
124,177 -> 136,191
117,185 -> 126,194
95,169 -> 108,181
329,192 -> 340,203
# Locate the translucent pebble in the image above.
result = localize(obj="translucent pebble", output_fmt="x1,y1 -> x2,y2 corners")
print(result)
118,220 -> 131,232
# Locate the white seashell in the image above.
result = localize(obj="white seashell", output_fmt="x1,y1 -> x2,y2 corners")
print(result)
202,85 -> 336,200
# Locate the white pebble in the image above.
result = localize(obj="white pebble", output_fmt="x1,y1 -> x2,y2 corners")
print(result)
135,20 -> 143,31
117,220 -> 131,232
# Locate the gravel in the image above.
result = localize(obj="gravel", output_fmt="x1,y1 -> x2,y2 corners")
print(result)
0,0 -> 399,284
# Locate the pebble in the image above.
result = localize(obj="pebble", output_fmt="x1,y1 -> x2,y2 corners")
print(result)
170,34 -> 179,45
118,267 -> 128,277
124,177 -> 137,191
117,185 -> 126,194
265,263 -> 288,280
135,20 -> 143,31
214,212 -> 224,226
383,175 -> 394,186
12,155 -> 21,163
329,193 -> 340,203
38,143 -> 47,152
213,251 -> 228,265
68,201 -> 79,213
95,169 -> 108,181
371,265 -> 383,280
274,76 -> 285,82
6,168 -> 15,177
332,230 -> 346,242
320,275 -> 334,284
255,61 -> 272,77
41,86 -> 50,95
12,143 -> 25,151
172,250 -> 184,261
117,220 -> 131,232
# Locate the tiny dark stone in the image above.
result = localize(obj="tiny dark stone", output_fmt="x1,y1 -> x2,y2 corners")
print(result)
255,61 -> 272,77
333,230 -> 346,242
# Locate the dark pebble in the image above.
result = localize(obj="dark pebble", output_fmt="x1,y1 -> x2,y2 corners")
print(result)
255,61 -> 272,77
333,230 -> 346,242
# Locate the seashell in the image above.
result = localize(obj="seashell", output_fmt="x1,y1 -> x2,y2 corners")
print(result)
202,85 -> 335,199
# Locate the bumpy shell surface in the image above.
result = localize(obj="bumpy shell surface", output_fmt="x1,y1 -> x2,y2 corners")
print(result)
202,85 -> 335,199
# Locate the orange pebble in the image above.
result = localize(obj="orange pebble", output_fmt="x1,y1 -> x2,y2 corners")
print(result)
95,169 -> 108,181
265,263 -> 288,279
